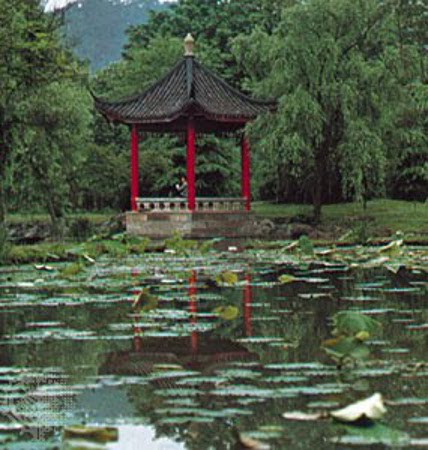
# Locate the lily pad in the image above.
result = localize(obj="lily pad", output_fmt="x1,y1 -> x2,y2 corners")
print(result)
330,393 -> 386,423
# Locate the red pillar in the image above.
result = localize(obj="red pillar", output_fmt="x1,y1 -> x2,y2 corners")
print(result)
241,135 -> 251,211
187,117 -> 196,211
130,124 -> 139,212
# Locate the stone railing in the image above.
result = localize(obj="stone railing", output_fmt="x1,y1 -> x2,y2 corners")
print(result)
136,197 -> 247,212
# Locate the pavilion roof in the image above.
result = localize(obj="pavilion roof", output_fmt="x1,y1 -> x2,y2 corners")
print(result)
94,41 -> 276,134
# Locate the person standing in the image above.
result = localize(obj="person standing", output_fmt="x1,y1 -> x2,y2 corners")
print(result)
175,176 -> 188,197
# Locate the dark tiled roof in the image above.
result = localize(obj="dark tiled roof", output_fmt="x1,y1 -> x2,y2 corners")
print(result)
94,56 -> 276,132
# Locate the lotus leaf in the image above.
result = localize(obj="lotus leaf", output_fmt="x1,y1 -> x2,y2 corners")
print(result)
63,426 -> 118,442
330,392 -> 386,422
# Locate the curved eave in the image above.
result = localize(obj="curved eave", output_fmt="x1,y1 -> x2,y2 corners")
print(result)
193,59 -> 277,109
94,96 -> 276,127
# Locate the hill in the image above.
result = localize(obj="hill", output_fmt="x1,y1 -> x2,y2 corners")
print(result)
61,0 -> 169,70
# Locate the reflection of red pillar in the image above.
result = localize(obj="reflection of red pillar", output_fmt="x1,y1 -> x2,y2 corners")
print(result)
243,273 -> 253,336
131,124 -> 139,212
241,135 -> 251,211
131,269 -> 142,351
187,118 -> 196,211
131,268 -> 140,296
133,316 -> 142,352
189,270 -> 198,354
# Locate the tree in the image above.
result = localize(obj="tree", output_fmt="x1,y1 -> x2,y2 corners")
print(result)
233,0 -> 422,221
125,0 -> 292,86
386,0 -> 428,201
16,82 -> 92,235
0,0 -> 82,237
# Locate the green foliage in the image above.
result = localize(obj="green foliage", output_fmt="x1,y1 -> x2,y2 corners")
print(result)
1,0 -> 426,229
349,220 -> 371,245
13,81 -> 92,235
213,305 -> 239,321
298,236 -> 314,255
332,311 -> 382,338
0,227 -> 9,264
60,262 -> 85,278
126,0 -> 287,85
68,217 -> 95,240
278,274 -> 297,284
7,242 -> 67,264
323,336 -> 371,364
215,271 -> 238,286
336,423 -> 410,447
164,233 -> 198,256
0,0 -> 90,237
77,143 -> 129,210
233,0 -> 427,218
323,311 -> 381,367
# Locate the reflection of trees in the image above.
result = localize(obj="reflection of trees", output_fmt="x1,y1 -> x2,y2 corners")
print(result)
100,334 -> 259,449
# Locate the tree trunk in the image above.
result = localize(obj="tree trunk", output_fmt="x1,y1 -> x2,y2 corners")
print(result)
312,147 -> 326,224
312,106 -> 343,224
0,108 -> 11,251
32,160 -> 65,239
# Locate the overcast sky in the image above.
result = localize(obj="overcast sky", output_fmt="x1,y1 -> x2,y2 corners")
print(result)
44,0 -> 175,12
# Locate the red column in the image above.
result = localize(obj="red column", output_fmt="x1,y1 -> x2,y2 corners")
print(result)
187,117 -> 196,211
130,124 -> 139,212
241,135 -> 251,211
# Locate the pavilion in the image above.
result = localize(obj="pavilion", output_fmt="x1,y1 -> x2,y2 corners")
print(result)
94,34 -> 276,238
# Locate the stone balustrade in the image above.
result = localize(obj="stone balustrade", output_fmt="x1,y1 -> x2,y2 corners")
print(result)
136,197 -> 247,212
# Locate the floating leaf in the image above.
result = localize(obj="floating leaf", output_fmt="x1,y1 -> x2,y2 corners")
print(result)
215,271 -> 238,286
330,393 -> 386,423
333,311 -> 381,337
239,433 -> 270,449
323,336 -> 371,363
378,239 -> 403,257
83,254 -> 96,264
60,263 -> 85,278
331,423 -> 410,447
63,439 -> 105,449
355,331 -> 370,342
213,305 -> 239,320
282,411 -> 327,421
278,274 -> 297,284
63,426 -> 118,443
34,264 -> 55,271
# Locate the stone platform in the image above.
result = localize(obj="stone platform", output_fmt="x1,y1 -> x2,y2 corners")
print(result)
126,210 -> 256,239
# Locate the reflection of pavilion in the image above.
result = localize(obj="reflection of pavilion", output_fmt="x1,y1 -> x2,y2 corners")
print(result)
94,35 -> 276,238
101,336 -> 257,377
101,271 -> 255,377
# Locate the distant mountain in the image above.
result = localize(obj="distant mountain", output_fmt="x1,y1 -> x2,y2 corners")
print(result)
58,0 -> 170,71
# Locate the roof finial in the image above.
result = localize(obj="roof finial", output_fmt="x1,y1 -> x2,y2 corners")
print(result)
184,33 -> 195,56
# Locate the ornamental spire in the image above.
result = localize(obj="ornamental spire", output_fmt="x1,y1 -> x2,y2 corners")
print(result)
184,33 -> 195,56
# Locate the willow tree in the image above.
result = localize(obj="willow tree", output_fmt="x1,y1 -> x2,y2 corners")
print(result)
234,0 -> 407,220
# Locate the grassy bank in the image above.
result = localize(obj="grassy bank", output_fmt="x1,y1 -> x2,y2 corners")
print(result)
6,212 -> 111,226
3,200 -> 427,265
253,199 -> 428,239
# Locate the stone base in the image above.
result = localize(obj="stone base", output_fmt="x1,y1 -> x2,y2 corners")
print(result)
126,211 -> 256,239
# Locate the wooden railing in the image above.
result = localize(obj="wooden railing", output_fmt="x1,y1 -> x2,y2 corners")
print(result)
135,197 -> 247,212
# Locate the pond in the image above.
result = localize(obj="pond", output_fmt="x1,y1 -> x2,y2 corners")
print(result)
0,242 -> 427,449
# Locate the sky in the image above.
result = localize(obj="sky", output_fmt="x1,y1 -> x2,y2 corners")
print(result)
44,0 -> 176,12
